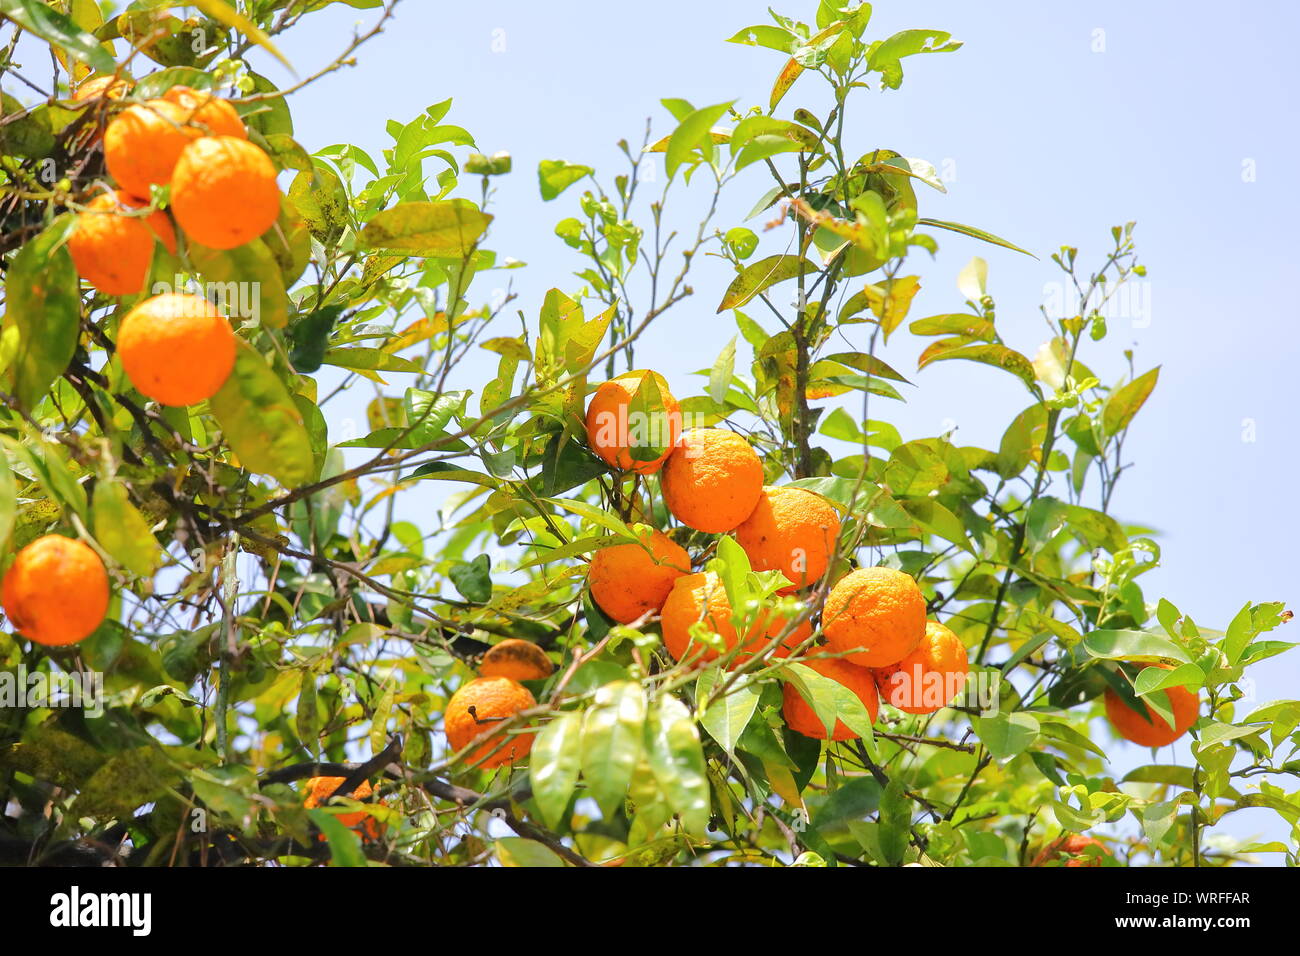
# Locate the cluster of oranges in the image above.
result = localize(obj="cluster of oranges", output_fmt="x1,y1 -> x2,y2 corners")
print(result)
578,369 -> 1199,749
580,369 -> 973,740
0,83 -> 287,649
64,75 -> 282,408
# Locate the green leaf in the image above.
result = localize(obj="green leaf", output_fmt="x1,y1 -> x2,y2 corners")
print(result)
729,117 -> 820,171
783,662 -> 876,747
581,681 -> 646,818
1122,765 -> 1195,788
723,227 -> 759,260
877,775 -> 911,865
368,687 -> 394,755
0,725 -> 105,790
1241,640 -> 1299,665
542,496 -> 636,541
909,312 -> 995,339
971,712 -> 1039,761
716,255 -> 816,312
645,694 -> 710,837
1081,629 -> 1191,663
708,336 -> 737,404
530,711 -> 584,830
296,670 -> 318,757
917,341 -> 1038,394
1141,801 -> 1178,846
868,29 -> 962,89
188,238 -> 289,330
1197,721 -> 1263,749
0,452 -> 14,548
495,837 -> 566,867
309,810 -> 367,867
287,305 -> 343,374
712,534 -> 752,606
139,684 -> 200,708
359,200 -> 492,258
1222,602 -> 1257,665
91,481 -> 162,577
1134,661 -> 1204,695
1063,504 -> 1128,553
528,436 -> 608,496
68,746 -> 182,820
823,351 -> 910,384
916,218 -> 1035,258
322,347 -> 422,375
538,159 -> 593,201
665,100 -> 734,178
903,498 -> 973,554
403,388 -> 465,445
1102,367 -> 1159,435
726,24 -> 798,53
209,341 -> 316,487
812,776 -> 882,830
1038,718 -> 1108,759
696,669 -> 758,754
0,0 -> 116,74
2,220 -> 79,408
289,165 -> 347,243
448,553 -> 492,603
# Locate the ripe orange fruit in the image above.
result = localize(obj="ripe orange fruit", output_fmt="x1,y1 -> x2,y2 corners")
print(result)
303,777 -> 385,841
584,370 -> 682,474
117,293 -> 236,406
734,486 -> 840,593
782,656 -> 880,740
69,75 -> 132,145
1031,833 -> 1110,867
72,74 -> 131,103
170,136 -> 281,250
873,620 -> 969,714
479,638 -> 554,681
822,566 -> 926,668
67,191 -> 177,296
659,570 -> 812,665
1,535 -> 109,646
161,86 -> 246,139
588,527 -> 690,624
444,676 -> 537,768
661,428 -> 764,533
1104,664 -> 1199,747
103,99 -> 201,199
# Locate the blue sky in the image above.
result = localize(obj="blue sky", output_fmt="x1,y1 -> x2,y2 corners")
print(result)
255,1 -> 1298,855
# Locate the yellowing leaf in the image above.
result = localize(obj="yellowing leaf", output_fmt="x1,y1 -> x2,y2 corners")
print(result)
716,255 -> 817,313
92,481 -> 162,577
210,341 -> 317,486
359,201 -> 492,258
863,275 -> 921,340
1102,367 -> 1159,436
644,127 -> 732,153
770,57 -> 804,109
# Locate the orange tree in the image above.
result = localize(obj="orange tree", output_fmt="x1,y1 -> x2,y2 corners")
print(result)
0,0 -> 1295,868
